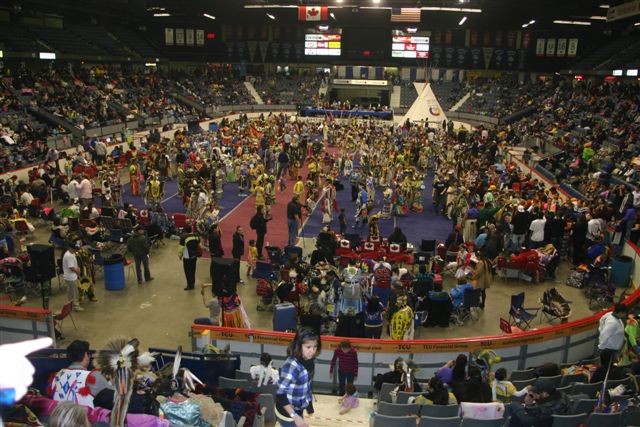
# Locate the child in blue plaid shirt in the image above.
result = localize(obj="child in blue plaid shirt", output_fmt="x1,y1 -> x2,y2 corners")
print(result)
276,328 -> 321,427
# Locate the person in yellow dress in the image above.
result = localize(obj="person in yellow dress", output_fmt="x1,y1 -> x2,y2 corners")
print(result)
390,295 -> 414,340
254,184 -> 266,213
129,161 -> 141,196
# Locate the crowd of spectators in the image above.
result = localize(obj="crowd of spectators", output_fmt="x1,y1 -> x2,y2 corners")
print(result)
252,73 -> 322,105
174,66 -> 256,106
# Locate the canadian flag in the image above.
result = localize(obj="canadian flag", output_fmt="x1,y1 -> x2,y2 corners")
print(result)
298,6 -> 328,21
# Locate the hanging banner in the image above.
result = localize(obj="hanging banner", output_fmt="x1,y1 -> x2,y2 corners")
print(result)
457,48 -> 467,67
432,30 -> 441,45
431,46 -> 442,67
258,41 -> 269,62
567,38 -> 579,57
471,48 -> 481,68
516,31 -> 522,49
506,50 -> 517,69
483,31 -> 491,46
270,41 -> 280,60
506,31 -> 516,48
465,29 -> 471,47
196,30 -> 204,46
444,47 -> 455,66
248,41 -> 257,62
522,32 -> 531,50
546,38 -> 556,57
556,38 -> 567,57
175,28 -> 185,45
518,49 -> 527,70
482,47 -> 493,69
445,30 -> 453,45
494,49 -> 505,68
470,30 -> 478,46
165,28 -> 174,46
226,41 -> 235,58
495,31 -> 503,46
535,38 -> 545,56
186,29 -> 194,46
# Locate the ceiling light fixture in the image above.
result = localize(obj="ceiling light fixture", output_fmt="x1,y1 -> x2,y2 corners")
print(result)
590,16 -> 607,20
153,13 -> 170,17
458,16 -> 467,25
266,13 -> 276,20
203,13 -> 216,20
553,20 -> 591,25
421,7 -> 482,13
372,0 -> 381,3
522,19 -> 535,28
407,27 -> 418,33
599,4 -> 610,8
330,12 -> 336,19
318,25 -> 329,30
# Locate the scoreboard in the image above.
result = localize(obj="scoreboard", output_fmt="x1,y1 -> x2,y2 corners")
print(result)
391,35 -> 430,59
305,33 -> 342,56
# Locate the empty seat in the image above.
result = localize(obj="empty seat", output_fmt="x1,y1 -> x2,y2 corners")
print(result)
420,404 -> 460,418
372,414 -> 417,427
571,382 -> 602,399
218,376 -> 251,389
418,416 -> 461,427
551,413 -> 588,427
509,369 -> 536,382
378,402 -> 420,417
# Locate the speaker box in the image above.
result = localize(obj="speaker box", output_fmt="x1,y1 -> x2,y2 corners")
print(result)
210,257 -> 240,296
28,244 -> 56,281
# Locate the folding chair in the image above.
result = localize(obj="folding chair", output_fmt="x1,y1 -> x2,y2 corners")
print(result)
538,375 -> 562,388
511,378 -> 536,390
508,292 -> 539,330
460,418 -> 504,427
539,288 -> 572,324
172,213 -> 191,231
560,373 -> 589,388
455,288 -> 482,324
378,383 -> 398,404
571,398 -> 597,414
396,391 -> 423,404
421,239 -> 437,255
53,300 -> 76,340
499,317 -> 522,334
235,370 -> 253,381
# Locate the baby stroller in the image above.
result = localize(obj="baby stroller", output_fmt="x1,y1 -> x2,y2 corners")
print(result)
539,288 -> 572,323
256,279 -> 277,311
0,257 -> 28,296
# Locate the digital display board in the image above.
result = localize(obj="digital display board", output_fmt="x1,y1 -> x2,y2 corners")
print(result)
305,34 -> 341,56
391,35 -> 430,59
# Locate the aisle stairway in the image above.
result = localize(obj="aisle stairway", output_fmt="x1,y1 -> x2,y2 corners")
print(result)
244,81 -> 264,104
450,92 -> 471,112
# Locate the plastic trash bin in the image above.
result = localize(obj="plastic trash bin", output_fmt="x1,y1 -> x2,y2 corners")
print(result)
104,254 -> 125,291
611,255 -> 633,288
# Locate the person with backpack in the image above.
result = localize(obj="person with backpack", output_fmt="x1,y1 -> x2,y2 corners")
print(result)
250,206 -> 269,259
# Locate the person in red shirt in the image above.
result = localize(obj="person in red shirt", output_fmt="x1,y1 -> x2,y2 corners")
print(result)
329,340 -> 359,396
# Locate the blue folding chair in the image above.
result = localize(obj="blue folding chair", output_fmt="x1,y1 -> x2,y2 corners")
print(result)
252,261 -> 277,280
509,292 -> 539,330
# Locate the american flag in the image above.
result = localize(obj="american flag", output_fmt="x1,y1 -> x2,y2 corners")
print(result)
390,8 -> 421,22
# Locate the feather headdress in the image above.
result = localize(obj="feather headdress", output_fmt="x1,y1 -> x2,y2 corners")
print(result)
95,337 -> 140,427
172,346 -> 204,395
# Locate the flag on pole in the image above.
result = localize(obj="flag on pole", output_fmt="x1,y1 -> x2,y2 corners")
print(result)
390,8 -> 421,22
298,6 -> 329,21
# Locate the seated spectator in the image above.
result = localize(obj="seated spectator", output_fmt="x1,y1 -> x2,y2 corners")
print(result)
450,276 -> 475,309
388,227 -> 408,249
507,379 -> 571,427
491,368 -> 529,402
457,366 -> 492,403
415,376 -> 455,405
374,357 -> 404,390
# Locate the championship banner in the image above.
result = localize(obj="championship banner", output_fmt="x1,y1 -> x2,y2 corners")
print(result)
186,29 -> 194,46
494,49 -> 504,68
175,28 -> 184,46
482,47 -> 493,69
247,41 -> 257,62
471,48 -> 481,68
535,38 -> 545,56
556,38 -> 567,57
457,47 -> 468,67
165,28 -> 174,46
522,32 -> 531,49
196,30 -> 204,46
444,47 -> 455,66
258,41 -> 269,62
495,31 -> 503,46
298,6 -> 328,21
567,38 -> 579,57
546,38 -> 556,57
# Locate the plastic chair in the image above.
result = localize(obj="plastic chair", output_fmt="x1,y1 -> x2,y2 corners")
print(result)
511,378 -> 536,390
53,300 -> 76,339
551,413 -> 588,427
255,393 -> 275,423
508,292 -> 539,330
378,383 -> 398,404
420,404 -> 460,418
372,414 -> 417,427
418,416 -> 460,427
538,375 -> 562,388
378,402 -> 420,417
571,382 -> 602,399
499,317 -> 522,334
396,391 -> 423,404
509,369 -> 536,382
584,412 -> 622,427
235,369 -> 252,381
218,376 -> 251,389
560,373 -> 589,388
460,418 -> 504,427
571,398 -> 597,414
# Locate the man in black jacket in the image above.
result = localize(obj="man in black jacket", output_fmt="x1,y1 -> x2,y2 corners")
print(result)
251,206 -> 269,259
508,379 -> 571,427
511,205 -> 532,251
231,226 -> 244,284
